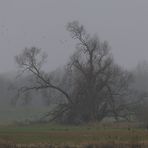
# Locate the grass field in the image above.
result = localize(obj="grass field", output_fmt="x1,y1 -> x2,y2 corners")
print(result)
0,122 -> 148,147
0,107 -> 148,147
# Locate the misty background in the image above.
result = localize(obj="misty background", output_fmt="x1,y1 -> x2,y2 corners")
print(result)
0,0 -> 148,124
0,0 -> 148,73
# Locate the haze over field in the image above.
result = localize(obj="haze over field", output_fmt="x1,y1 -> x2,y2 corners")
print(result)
1,1 -> 148,147
0,0 -> 148,73
0,0 -> 148,126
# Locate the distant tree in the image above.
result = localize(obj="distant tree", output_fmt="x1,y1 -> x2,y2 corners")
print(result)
133,61 -> 148,91
15,21 -> 137,124
132,61 -> 148,126
132,95 -> 148,127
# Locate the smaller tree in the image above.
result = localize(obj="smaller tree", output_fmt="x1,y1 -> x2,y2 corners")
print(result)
15,47 -> 73,105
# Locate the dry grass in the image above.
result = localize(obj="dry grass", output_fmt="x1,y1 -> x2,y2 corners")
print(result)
0,142 -> 147,148
0,122 -> 148,147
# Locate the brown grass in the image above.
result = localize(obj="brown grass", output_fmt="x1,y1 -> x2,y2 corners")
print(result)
0,141 -> 147,148
0,122 -> 148,147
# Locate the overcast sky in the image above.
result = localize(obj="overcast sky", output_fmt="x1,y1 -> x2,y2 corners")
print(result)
0,0 -> 148,73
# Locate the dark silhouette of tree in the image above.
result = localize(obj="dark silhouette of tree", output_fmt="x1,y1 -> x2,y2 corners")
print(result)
15,21 -> 136,124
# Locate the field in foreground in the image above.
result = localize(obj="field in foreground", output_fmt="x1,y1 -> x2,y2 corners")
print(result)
0,123 -> 148,147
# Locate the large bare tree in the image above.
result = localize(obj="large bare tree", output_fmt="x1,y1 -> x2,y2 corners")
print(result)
57,21 -> 134,123
15,21 -> 135,124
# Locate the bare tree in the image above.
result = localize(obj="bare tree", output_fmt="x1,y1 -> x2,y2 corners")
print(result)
15,22 -> 135,124
15,47 -> 73,104
56,21 -> 134,123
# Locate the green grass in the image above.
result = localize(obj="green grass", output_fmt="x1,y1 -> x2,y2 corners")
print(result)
0,123 -> 148,144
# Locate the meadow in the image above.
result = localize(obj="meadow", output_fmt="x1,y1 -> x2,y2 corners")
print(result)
0,107 -> 148,147
0,122 -> 148,147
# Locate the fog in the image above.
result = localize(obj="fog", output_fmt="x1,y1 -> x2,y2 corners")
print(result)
0,1 -> 148,125
0,0 -> 148,73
